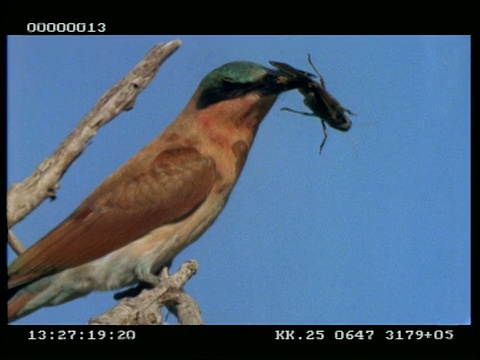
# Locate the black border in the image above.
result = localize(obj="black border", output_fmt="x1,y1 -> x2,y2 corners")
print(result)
3,325 -> 477,358
2,4 -> 476,360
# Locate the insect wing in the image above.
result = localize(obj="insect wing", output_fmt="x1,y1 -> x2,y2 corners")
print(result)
269,61 -> 316,80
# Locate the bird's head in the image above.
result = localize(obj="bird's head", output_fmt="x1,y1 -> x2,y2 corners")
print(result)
170,61 -> 307,159
196,61 -> 302,109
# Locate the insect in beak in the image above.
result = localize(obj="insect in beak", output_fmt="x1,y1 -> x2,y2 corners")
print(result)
270,54 -> 355,154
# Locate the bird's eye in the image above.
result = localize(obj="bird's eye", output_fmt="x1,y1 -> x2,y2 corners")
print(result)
221,77 -> 237,90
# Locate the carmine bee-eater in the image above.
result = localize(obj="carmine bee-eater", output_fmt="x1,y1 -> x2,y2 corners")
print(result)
8,61 -> 303,323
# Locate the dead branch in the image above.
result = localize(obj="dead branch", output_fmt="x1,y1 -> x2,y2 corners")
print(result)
7,39 -> 182,231
8,230 -> 25,255
88,260 -> 203,325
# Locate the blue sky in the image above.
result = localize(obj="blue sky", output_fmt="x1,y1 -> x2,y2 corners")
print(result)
7,35 -> 470,325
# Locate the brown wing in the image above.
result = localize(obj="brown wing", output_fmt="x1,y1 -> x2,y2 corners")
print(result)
8,146 -> 217,288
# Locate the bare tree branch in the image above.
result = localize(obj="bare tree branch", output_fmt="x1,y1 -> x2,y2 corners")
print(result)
7,39 -> 182,231
8,230 -> 25,255
88,260 -> 202,325
165,290 -> 204,325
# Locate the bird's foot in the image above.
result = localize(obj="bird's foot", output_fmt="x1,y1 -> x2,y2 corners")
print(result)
113,282 -> 153,300
137,265 -> 171,286
113,266 -> 171,300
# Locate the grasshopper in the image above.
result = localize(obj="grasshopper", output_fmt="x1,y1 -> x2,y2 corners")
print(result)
270,54 -> 354,154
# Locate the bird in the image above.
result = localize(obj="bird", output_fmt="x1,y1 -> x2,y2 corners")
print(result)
7,61 -> 304,323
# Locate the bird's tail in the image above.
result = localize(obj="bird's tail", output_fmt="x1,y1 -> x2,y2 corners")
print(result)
7,275 -> 54,323
8,286 -> 36,323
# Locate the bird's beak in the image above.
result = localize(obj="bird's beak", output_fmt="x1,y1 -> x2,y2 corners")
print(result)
260,68 -> 307,96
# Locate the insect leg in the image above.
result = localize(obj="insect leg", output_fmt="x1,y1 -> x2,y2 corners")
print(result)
343,107 -> 357,116
280,107 -> 316,117
319,119 -> 329,154
307,54 -> 326,88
